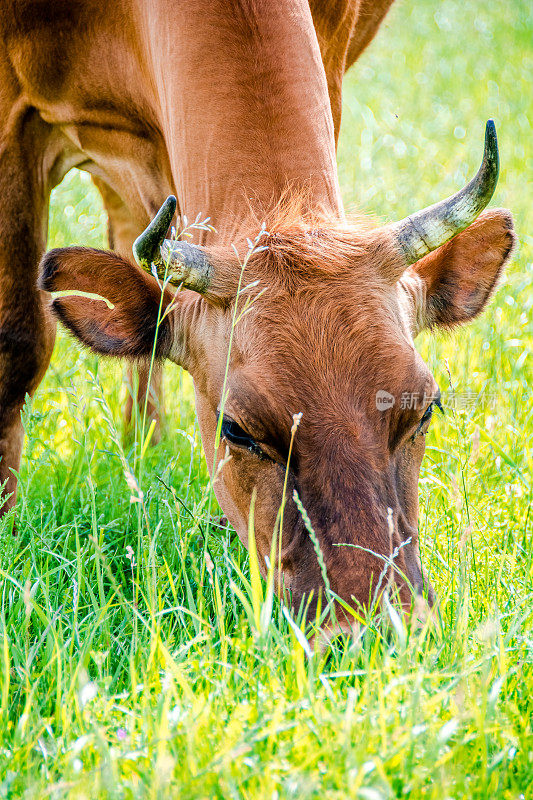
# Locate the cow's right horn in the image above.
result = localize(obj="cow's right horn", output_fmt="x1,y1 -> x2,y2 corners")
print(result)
390,120 -> 500,266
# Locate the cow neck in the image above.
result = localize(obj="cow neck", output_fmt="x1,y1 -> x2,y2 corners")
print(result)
147,0 -> 343,245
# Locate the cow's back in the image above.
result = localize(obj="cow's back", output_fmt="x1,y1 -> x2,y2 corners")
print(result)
1,0 -> 395,145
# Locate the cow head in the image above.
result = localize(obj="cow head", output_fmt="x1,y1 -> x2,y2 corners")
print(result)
39,122 -> 515,625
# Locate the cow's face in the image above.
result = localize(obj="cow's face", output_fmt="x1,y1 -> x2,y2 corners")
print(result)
186,225 -> 439,617
40,205 -> 514,621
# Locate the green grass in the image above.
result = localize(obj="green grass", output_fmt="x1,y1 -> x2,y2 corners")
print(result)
1,0 -> 532,796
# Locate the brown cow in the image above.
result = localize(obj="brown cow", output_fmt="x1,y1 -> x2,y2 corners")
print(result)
3,1 -> 516,622
0,0 -> 392,512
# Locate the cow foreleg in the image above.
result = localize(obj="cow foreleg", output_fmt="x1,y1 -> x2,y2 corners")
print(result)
92,177 -> 164,443
0,110 -> 57,515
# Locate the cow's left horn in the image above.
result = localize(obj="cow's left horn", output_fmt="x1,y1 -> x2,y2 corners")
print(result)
133,196 -> 212,293
391,120 -> 499,265
133,195 -> 177,269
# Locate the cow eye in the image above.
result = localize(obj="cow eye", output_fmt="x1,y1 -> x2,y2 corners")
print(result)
414,396 -> 444,437
220,416 -> 265,458
411,405 -> 433,440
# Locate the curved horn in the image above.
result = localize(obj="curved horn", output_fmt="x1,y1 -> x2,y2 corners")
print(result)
132,195 -> 177,269
132,196 -> 212,293
159,239 -> 213,293
391,120 -> 499,265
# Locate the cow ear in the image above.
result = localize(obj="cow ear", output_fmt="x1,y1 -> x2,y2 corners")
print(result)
39,247 -> 173,358
401,210 -> 516,333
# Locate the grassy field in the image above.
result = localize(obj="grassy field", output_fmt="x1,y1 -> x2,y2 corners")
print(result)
1,0 -> 532,797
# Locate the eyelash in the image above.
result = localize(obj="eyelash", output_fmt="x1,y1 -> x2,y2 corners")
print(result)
414,397 -> 444,437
